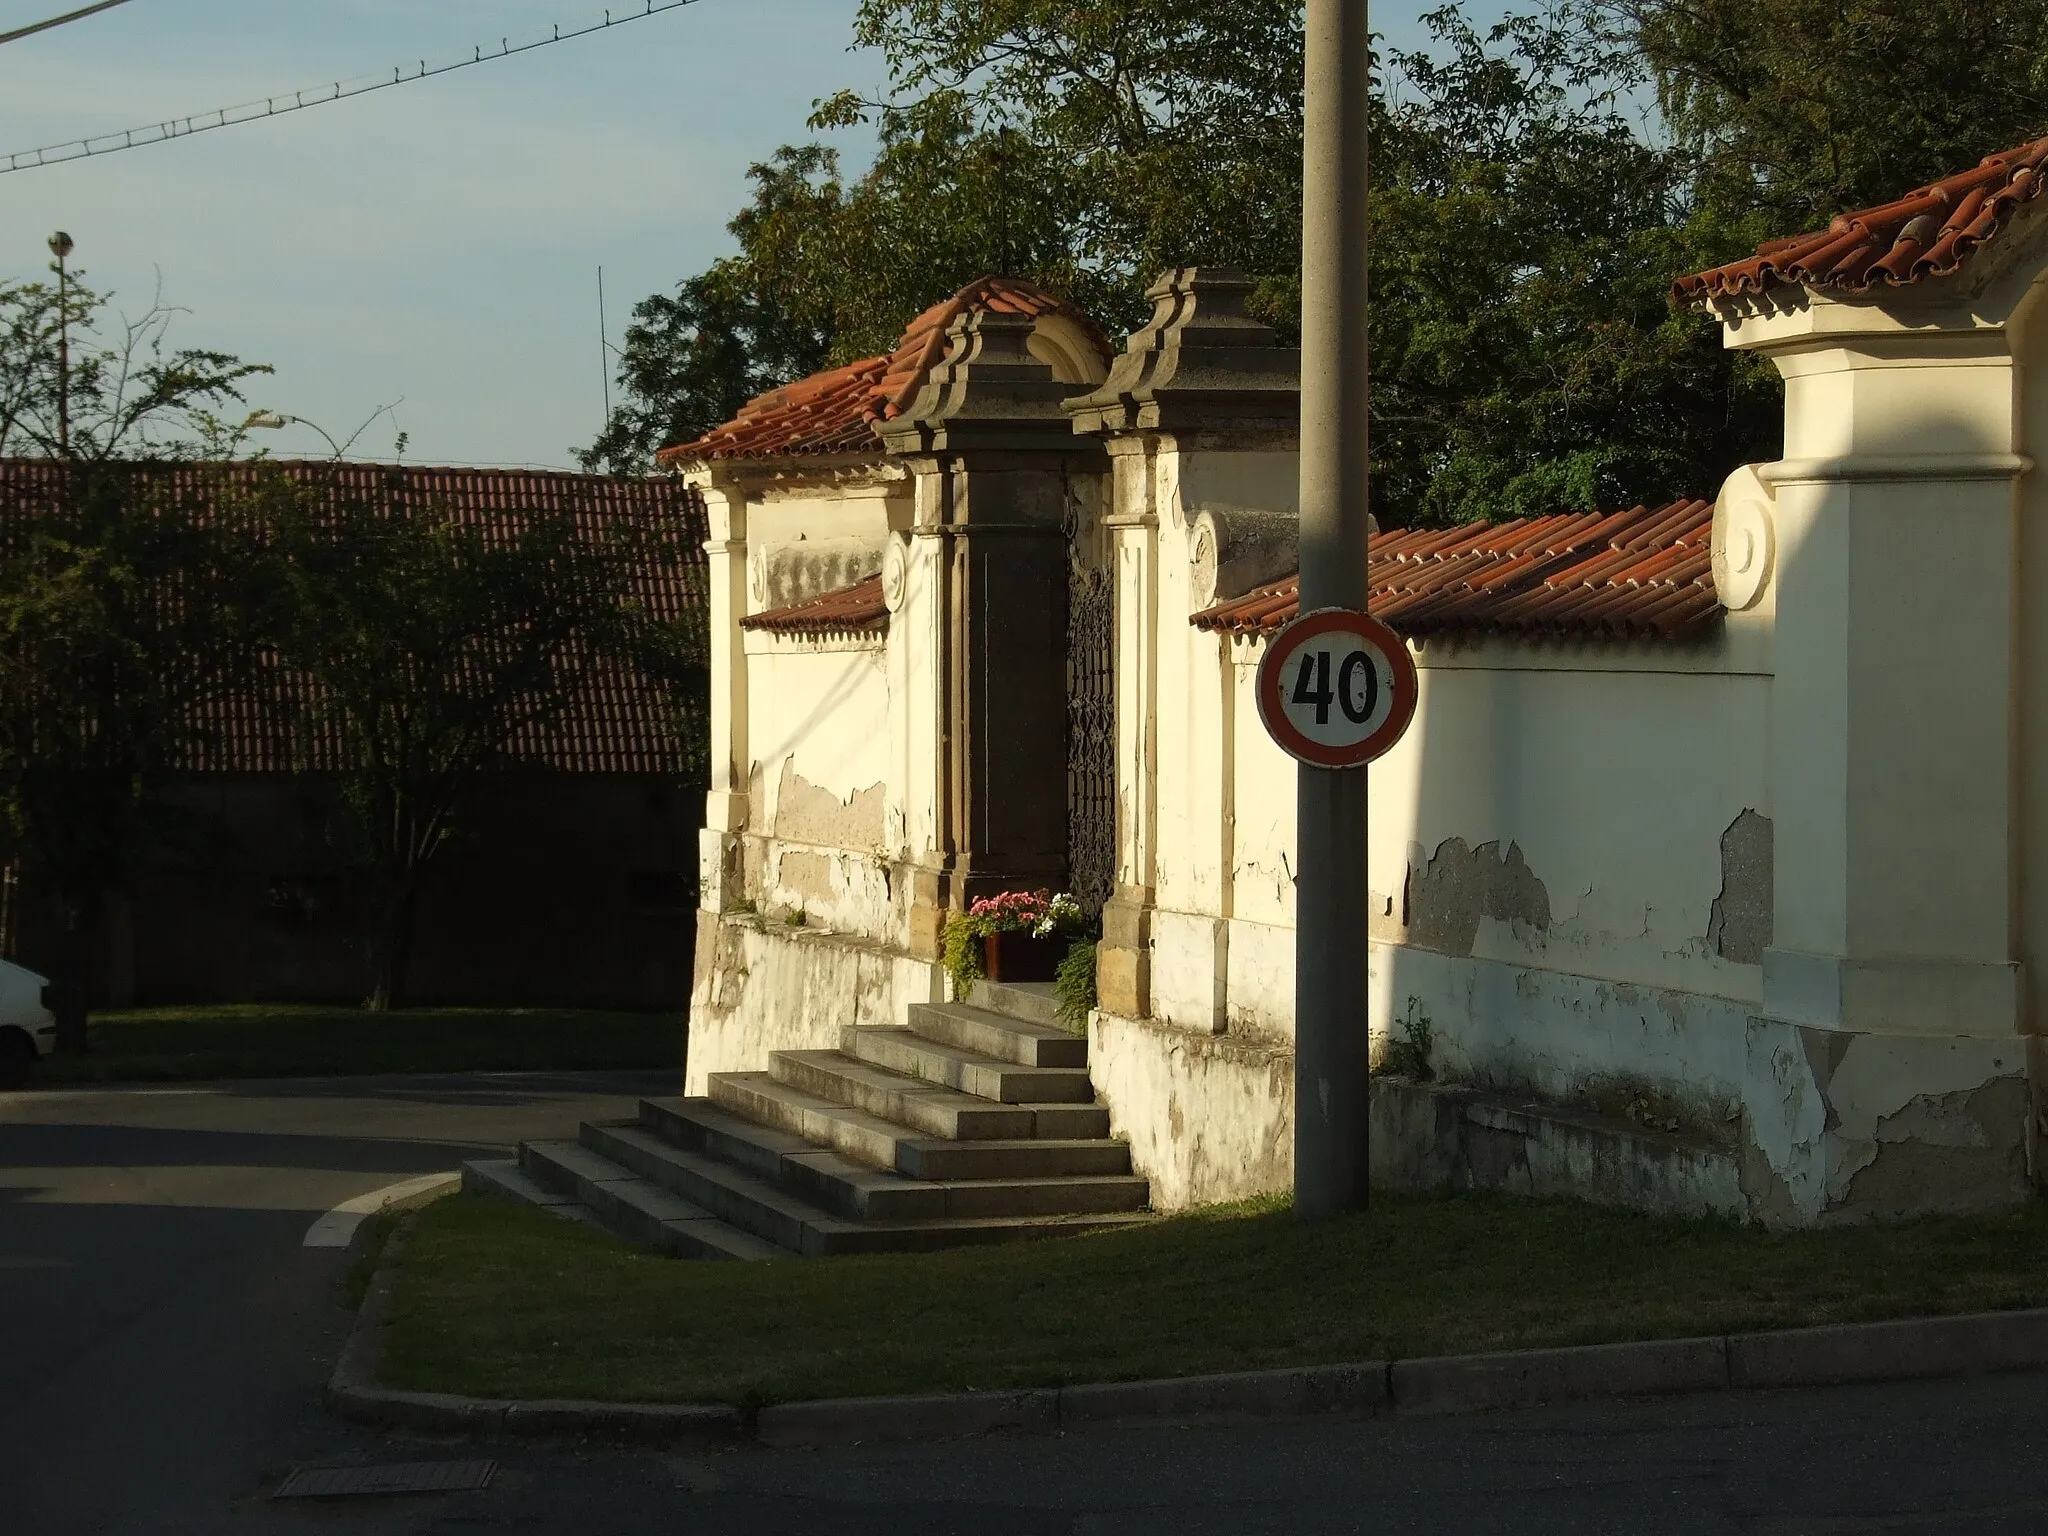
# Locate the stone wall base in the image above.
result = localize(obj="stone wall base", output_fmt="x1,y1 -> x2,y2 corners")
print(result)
687,912 -> 940,1095
1089,999 -> 2034,1226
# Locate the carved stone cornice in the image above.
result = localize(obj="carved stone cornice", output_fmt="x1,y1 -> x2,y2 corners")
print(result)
1064,266 -> 1300,439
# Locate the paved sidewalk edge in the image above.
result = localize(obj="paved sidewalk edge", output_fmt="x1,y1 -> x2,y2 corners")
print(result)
325,1217 -> 2048,1448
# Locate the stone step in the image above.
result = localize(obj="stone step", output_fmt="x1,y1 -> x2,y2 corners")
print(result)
771,1050 -> 1110,1141
710,1072 -> 1133,1181
576,1117 -> 1148,1257
843,1027 -> 1097,1103
970,978 -> 1062,1029
461,1157 -> 603,1229
907,1000 -> 1086,1068
514,1138 -> 783,1260
628,1098 -> 1151,1222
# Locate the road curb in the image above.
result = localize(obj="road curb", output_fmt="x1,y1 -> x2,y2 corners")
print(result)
325,1222 -> 2048,1447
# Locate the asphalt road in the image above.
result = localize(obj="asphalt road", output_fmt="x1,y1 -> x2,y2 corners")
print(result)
5,1071 -> 2048,1534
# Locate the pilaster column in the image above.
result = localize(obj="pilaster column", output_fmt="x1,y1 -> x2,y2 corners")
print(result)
1744,328 -> 2026,1036
693,473 -> 751,912
1066,267 -> 1301,1025
1098,436 -> 1159,1015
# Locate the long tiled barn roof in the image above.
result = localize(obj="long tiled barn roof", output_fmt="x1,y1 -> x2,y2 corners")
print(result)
0,458 -> 709,774
658,276 -> 1109,464
1675,136 -> 2048,306
1192,499 -> 1719,642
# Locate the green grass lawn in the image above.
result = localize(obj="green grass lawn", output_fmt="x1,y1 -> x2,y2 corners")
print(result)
36,1004 -> 680,1084
383,1190 -> 2048,1408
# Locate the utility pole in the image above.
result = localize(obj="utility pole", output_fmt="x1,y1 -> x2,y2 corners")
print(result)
47,230 -> 73,459
1294,0 -> 1373,1219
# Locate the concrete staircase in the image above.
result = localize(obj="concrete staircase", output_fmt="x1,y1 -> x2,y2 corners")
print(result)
463,979 -> 1150,1258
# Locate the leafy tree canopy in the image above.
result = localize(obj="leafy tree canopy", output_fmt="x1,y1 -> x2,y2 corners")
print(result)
1613,0 -> 2048,231
592,0 -> 2037,525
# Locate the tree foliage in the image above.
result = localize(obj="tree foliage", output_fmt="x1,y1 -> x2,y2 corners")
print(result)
1614,0 -> 2048,230
0,271 -> 271,1050
257,479 -> 705,1009
0,466 -> 263,1050
0,268 -> 269,460
595,0 -> 2039,524
577,257 -> 829,474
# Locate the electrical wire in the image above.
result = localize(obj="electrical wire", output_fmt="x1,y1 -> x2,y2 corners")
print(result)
2,0 -> 700,175
0,0 -> 137,49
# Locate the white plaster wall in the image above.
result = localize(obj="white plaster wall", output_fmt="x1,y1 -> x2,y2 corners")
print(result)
1214,638 -> 1772,1023
744,635 -> 896,937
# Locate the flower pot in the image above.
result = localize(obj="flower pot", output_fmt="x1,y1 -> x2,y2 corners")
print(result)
982,929 -> 1064,983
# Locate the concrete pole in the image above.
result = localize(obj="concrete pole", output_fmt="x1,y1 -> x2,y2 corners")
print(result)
1294,0 -> 1372,1220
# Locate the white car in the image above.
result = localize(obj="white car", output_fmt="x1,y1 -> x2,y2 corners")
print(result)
0,960 -> 56,1086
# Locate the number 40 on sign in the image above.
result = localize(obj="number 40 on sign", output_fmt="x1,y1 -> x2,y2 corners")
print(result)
1255,607 -> 1419,769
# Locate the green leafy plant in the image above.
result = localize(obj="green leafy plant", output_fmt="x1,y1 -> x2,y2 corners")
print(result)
1054,938 -> 1097,1034
939,889 -> 1089,999
1384,996 -> 1435,1080
785,908 -> 807,928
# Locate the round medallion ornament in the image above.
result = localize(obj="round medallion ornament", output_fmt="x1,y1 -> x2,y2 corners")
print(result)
881,534 -> 911,613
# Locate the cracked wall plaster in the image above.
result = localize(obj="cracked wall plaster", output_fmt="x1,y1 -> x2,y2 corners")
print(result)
1706,809 -> 1773,964
772,761 -> 887,849
1403,838 -> 1552,957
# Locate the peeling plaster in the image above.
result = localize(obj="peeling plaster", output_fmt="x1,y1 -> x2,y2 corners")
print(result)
1706,810 -> 1774,964
1403,838 -> 1551,957
772,761 -> 887,849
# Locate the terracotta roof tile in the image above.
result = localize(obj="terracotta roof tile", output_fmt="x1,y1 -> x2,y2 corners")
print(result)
740,574 -> 887,637
0,458 -> 708,775
1675,136 -> 2048,306
658,276 -> 1109,465
1191,499 -> 1719,642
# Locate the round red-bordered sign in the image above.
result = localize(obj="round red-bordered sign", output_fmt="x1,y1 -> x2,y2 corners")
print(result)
1256,607 -> 1418,768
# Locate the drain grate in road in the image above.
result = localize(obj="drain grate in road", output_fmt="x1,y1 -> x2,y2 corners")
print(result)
275,1460 -> 496,1499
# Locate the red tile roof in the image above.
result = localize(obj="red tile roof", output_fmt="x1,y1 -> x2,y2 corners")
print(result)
1675,136 -> 2048,306
659,276 -> 1109,464
0,458 -> 709,775
1191,500 -> 1719,641
740,574 -> 888,637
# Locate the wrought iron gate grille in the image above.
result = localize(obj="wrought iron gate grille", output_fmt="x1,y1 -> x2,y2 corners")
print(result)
1065,495 -> 1115,915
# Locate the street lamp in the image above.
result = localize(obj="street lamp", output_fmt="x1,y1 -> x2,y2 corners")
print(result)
47,231 -> 73,459
244,409 -> 344,458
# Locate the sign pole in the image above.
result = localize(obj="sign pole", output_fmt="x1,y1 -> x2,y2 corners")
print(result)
1295,0 -> 1372,1220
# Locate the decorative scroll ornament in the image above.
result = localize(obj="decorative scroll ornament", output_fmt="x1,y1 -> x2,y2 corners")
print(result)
1711,464 -> 1776,611
881,534 -> 911,613
1189,515 -> 1220,609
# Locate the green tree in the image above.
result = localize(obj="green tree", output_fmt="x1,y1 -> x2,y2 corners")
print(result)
0,269 -> 267,460
1369,6 -> 1778,524
258,477 -> 705,1009
579,257 -> 829,474
0,269 -> 270,1053
1611,0 -> 2048,230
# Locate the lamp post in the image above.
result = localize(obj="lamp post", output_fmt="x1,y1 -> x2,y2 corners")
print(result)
1294,0 -> 1373,1220
244,409 -> 344,459
47,231 -> 73,460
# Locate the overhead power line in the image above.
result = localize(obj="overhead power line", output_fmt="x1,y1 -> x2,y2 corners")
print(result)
2,0 -> 700,176
0,0 -> 137,49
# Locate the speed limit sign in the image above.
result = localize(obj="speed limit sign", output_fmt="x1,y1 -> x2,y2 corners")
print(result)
1256,607 -> 1418,768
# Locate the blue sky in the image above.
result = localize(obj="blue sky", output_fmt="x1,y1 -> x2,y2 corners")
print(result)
0,2 -> 1468,469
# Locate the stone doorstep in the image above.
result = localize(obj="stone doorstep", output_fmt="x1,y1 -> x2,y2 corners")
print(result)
971,978 -> 1062,1029
333,1212 -> 2048,1447
906,1000 -> 1088,1068
771,1050 -> 1111,1141
603,1103 -> 1149,1225
844,1027 -> 1097,1104
710,1071 -> 1132,1181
